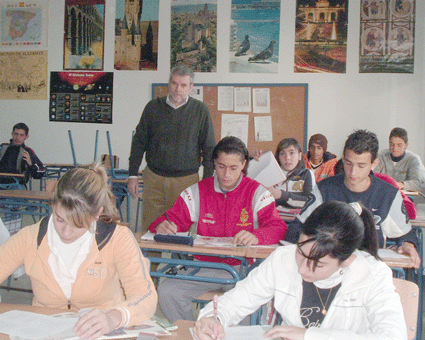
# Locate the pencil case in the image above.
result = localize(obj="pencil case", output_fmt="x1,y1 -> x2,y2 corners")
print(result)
153,234 -> 194,246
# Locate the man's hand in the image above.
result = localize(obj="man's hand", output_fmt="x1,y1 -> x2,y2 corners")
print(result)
22,151 -> 32,166
252,149 -> 263,161
127,177 -> 139,197
397,242 -> 421,269
233,230 -> 258,246
193,316 -> 225,340
396,181 -> 404,190
264,325 -> 306,340
156,220 -> 178,235
73,309 -> 121,340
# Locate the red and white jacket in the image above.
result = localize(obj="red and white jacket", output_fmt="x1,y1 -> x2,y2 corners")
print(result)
150,175 -> 287,264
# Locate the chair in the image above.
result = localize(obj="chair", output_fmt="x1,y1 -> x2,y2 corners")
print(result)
68,129 -> 99,167
393,277 -> 419,340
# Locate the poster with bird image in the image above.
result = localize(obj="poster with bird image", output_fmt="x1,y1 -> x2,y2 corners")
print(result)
230,0 -> 280,73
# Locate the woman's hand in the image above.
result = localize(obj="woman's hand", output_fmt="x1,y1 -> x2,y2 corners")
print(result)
73,309 -> 122,340
252,149 -> 263,161
264,325 -> 306,340
267,186 -> 282,200
193,317 -> 225,340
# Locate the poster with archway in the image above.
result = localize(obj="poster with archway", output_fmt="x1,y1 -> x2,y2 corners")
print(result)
63,0 -> 105,70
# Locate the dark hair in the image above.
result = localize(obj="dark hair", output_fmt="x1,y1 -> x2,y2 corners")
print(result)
389,127 -> 408,143
169,65 -> 194,84
343,130 -> 379,162
298,201 -> 379,270
275,138 -> 304,169
212,136 -> 249,174
334,159 -> 344,175
13,123 -> 29,135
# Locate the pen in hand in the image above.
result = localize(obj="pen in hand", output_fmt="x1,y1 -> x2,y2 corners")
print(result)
213,294 -> 219,339
165,213 -> 177,234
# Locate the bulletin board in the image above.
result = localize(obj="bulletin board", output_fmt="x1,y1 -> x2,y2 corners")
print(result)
152,83 -> 308,153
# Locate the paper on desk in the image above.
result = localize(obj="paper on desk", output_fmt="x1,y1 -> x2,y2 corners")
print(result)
141,231 -> 190,240
0,310 -> 77,340
190,325 -> 276,340
378,248 -> 410,260
194,236 -> 236,247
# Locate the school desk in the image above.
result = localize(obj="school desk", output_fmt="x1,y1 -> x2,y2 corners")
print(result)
0,189 -> 52,221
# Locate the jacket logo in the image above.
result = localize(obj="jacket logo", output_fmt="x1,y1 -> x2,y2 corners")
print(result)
236,208 -> 252,227
87,266 -> 107,279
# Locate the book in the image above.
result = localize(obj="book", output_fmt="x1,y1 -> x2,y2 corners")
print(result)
247,151 -> 286,187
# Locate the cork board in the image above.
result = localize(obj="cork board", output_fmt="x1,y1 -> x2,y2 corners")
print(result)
152,83 -> 308,154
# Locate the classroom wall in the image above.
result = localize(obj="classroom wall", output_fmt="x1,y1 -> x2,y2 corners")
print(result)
1,0 -> 424,169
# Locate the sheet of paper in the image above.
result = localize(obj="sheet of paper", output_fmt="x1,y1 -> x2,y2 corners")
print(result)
252,88 -> 270,113
0,310 -> 77,340
190,325 -> 275,340
234,87 -> 251,112
247,151 -> 286,187
190,86 -> 203,102
218,86 -> 234,111
221,114 -> 249,146
194,236 -> 236,247
254,116 -> 273,141
378,248 -> 410,260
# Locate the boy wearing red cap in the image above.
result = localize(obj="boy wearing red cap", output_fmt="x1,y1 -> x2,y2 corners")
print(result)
303,134 -> 338,183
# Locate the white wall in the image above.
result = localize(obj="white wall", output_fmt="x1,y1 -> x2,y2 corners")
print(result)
1,0 -> 424,169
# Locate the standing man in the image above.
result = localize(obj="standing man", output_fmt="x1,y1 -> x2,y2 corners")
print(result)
303,133 -> 338,183
290,130 -> 420,269
128,66 -> 216,232
0,123 -> 45,189
374,127 -> 425,192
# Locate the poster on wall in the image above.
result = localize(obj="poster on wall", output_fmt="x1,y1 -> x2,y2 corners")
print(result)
294,0 -> 348,73
63,0 -> 105,70
359,0 -> 415,73
114,0 -> 159,70
49,71 -> 113,124
0,50 -> 47,100
229,0 -> 280,74
0,0 -> 48,50
171,0 -> 217,72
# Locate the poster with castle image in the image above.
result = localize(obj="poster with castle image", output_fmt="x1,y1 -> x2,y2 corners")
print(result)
63,0 -> 105,70
294,0 -> 348,73
171,0 -> 217,72
230,0 -> 281,74
114,0 -> 159,70
359,0 -> 415,73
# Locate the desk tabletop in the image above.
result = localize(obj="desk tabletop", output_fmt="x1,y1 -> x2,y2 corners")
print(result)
138,239 -> 247,257
0,303 -> 192,340
0,189 -> 52,200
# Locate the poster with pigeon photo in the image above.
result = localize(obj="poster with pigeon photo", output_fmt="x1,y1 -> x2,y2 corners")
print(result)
294,0 -> 348,73
229,0 -> 280,73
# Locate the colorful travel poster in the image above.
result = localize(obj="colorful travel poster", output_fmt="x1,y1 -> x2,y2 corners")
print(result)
359,0 -> 415,73
171,0 -> 217,72
63,0 -> 105,70
0,50 -> 48,100
0,0 -> 48,50
294,0 -> 349,73
114,0 -> 159,70
49,72 -> 113,124
230,0 -> 280,73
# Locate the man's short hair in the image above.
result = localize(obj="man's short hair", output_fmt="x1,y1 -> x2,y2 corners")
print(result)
13,122 -> 29,135
343,129 -> 379,162
169,65 -> 194,84
389,127 -> 408,143
212,136 -> 249,174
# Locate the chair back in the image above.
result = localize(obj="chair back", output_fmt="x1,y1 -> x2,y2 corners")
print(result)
393,277 -> 419,340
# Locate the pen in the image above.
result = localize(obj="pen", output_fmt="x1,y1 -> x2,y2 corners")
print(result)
165,213 -> 176,234
213,294 -> 218,338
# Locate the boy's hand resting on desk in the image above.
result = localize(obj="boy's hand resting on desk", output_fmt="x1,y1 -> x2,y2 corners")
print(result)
73,309 -> 121,340
156,220 -> 178,235
233,230 -> 258,246
193,316 -> 225,340
397,242 -> 421,269
264,325 -> 306,340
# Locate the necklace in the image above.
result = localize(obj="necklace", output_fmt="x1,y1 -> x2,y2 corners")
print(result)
315,285 -> 333,316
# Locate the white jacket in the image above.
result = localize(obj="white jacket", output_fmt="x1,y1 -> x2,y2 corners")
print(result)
199,245 -> 407,340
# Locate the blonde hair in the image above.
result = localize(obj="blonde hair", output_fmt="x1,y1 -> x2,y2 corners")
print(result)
52,163 -> 120,230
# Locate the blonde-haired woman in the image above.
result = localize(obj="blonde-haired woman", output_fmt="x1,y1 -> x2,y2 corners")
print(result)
0,163 -> 157,340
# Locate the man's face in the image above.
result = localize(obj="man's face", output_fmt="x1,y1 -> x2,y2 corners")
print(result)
11,129 -> 28,145
214,152 -> 246,192
168,74 -> 193,106
309,142 -> 325,164
389,136 -> 408,158
343,149 -> 377,191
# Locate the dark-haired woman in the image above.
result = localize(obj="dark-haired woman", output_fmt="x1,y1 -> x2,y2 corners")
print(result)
194,201 -> 406,340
